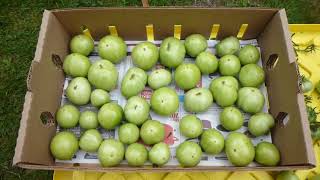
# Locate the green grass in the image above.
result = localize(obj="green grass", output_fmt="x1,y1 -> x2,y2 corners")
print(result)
224,0 -> 319,24
0,0 -> 318,179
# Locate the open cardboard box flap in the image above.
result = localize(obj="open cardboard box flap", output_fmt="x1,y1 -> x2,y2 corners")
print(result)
13,8 -> 315,171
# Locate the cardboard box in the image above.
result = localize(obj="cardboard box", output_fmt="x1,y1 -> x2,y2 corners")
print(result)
13,8 -> 315,171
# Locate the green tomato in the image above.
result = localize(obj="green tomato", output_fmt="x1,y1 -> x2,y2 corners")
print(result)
195,51 -> 219,74
276,171 -> 299,180
174,63 -> 201,90
149,142 -> 170,166
132,41 -> 159,70
210,76 -> 239,91
184,34 -> 208,57
239,64 -> 265,87
255,141 -> 280,166
238,45 -> 260,65
248,113 -> 275,137
79,110 -> 98,129
124,96 -> 150,125
50,131 -> 78,160
148,69 -> 172,90
90,89 -> 110,107
98,139 -> 125,167
140,120 -> 165,145
88,60 -> 118,91
70,34 -> 94,56
151,87 -> 179,116
118,123 -> 140,144
200,129 -> 224,155
56,104 -> 80,128
225,132 -> 255,166
220,107 -> 243,131
125,67 -> 148,84
237,87 -> 265,114
176,141 -> 202,167
219,55 -> 241,76
79,129 -> 102,152
66,77 -> 91,105
125,143 -> 148,166
179,115 -> 203,138
159,37 -> 186,68
302,79 -> 313,93
63,53 -> 91,77
98,35 -> 127,64
184,88 -> 213,113
211,84 -> 238,107
121,67 -> 147,99
98,102 -> 123,130
215,36 -> 240,57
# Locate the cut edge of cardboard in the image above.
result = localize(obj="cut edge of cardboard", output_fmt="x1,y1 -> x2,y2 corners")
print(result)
13,9 -> 52,166
15,162 -> 315,172
258,9 -> 315,166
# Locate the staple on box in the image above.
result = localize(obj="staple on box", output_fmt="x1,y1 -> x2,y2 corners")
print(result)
174,25 -> 182,40
209,24 -> 220,39
237,24 -> 248,39
146,24 -> 154,41
108,26 -> 118,36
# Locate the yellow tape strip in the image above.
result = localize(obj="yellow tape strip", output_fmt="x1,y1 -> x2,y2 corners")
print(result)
108,26 -> 118,36
237,24 -> 248,39
209,24 -> 220,39
146,24 -> 154,41
82,28 -> 93,40
289,24 -> 320,32
174,25 -> 182,40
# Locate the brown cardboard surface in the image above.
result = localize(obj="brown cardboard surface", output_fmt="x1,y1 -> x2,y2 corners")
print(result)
258,9 -> 315,166
13,10 -> 69,166
52,8 -> 277,40
16,163 -> 313,172
13,7 -> 315,171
